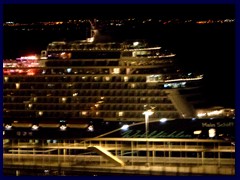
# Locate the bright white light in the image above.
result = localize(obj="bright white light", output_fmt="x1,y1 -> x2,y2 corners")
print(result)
207,110 -> 223,116
208,128 -> 216,138
113,68 -> 120,74
160,118 -> 167,123
38,111 -> 43,116
72,92 -> 78,96
133,41 -> 139,46
31,125 -> 39,130
15,83 -> 20,89
20,55 -> 37,60
194,130 -> 202,135
197,113 -> 206,118
143,110 -> 154,116
82,111 -> 87,115
87,125 -> 94,132
67,68 -> 72,73
121,124 -> 129,131
5,124 -> 12,130
118,111 -> 124,117
59,125 -> 67,131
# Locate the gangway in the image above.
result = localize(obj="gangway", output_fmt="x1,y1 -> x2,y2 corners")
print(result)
87,146 -> 125,166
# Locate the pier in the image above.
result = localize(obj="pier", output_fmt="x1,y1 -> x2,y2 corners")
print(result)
3,137 -> 235,175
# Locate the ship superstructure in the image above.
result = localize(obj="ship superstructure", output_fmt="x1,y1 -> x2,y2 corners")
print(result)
3,26 -> 205,129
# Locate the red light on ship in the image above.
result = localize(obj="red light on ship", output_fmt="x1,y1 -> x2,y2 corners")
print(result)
27,69 -> 35,76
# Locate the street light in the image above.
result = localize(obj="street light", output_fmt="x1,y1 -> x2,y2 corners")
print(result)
143,109 -> 154,166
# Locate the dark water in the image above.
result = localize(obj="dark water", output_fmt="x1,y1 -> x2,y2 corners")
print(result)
3,23 -> 235,108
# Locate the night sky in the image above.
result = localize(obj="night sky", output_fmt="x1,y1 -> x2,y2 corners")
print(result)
3,4 -> 235,23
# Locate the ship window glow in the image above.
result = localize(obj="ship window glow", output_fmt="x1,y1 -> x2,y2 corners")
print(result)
66,68 -> 72,73
72,92 -> 78,96
38,111 -> 43,116
105,76 -> 110,81
4,77 -> 8,82
124,76 -> 128,82
131,83 -> 136,88
15,83 -> 20,89
82,111 -> 87,116
62,97 -> 66,103
118,111 -> 124,117
164,82 -> 186,88
146,75 -> 163,83
33,97 -> 37,102
113,68 -> 120,74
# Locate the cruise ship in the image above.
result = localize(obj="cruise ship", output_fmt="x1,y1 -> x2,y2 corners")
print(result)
3,24 -> 218,133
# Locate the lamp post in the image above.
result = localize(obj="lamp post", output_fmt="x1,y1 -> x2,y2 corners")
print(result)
143,109 -> 154,167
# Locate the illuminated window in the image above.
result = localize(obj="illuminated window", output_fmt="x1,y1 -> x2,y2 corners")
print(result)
62,97 -> 66,103
4,77 -> 8,82
105,76 -> 110,81
15,83 -> 20,89
66,68 -> 72,73
118,112 -> 124,117
38,111 -> 43,116
82,111 -> 87,116
146,75 -> 163,83
124,76 -> 128,82
113,68 -> 120,74
33,97 -> 37,102
72,92 -> 78,96
131,83 -> 136,88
